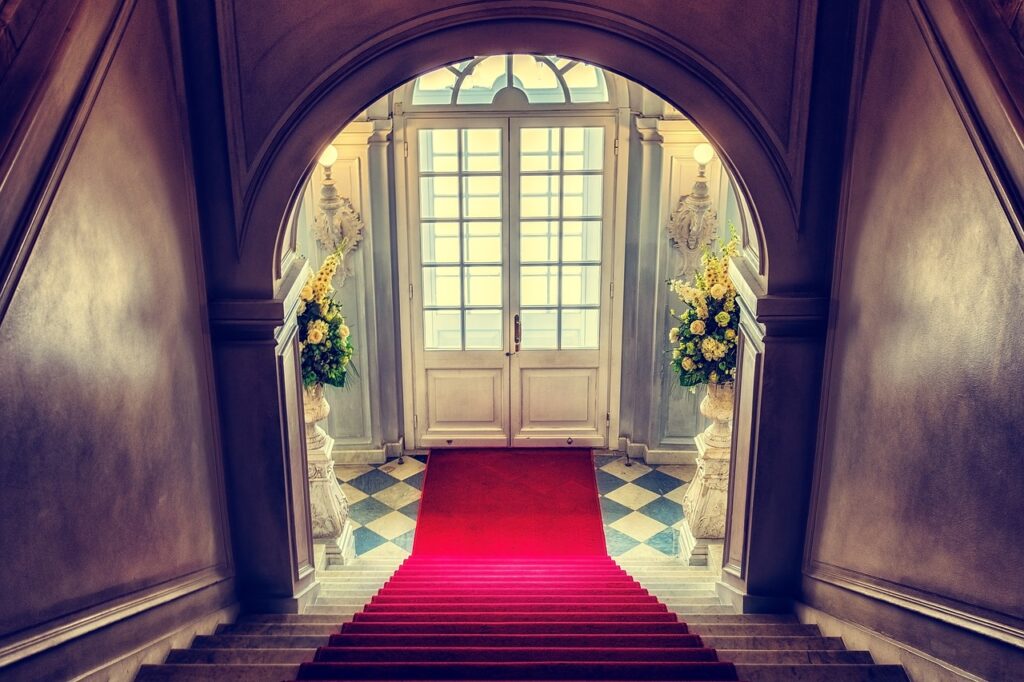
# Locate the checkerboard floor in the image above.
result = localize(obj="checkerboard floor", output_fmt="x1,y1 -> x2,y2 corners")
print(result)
335,452 -> 693,560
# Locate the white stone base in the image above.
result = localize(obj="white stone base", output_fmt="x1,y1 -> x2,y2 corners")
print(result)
615,437 -> 697,465
315,517 -> 355,568
678,522 -> 724,567
332,446 -> 386,464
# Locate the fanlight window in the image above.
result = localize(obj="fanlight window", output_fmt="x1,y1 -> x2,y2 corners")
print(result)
411,55 -> 609,106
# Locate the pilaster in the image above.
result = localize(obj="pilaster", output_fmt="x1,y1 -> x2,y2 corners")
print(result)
208,257 -> 319,612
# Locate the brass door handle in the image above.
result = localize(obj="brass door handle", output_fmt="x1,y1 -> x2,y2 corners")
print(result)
513,313 -> 521,353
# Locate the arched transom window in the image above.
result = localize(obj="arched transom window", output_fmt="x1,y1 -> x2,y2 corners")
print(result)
411,55 -> 609,106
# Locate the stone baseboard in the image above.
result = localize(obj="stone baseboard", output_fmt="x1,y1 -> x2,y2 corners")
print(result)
794,603 -> 982,681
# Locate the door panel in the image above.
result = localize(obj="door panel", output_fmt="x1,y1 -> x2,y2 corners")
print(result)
406,117 -> 615,449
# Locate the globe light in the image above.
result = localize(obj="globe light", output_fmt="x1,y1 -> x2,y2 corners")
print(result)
318,144 -> 338,168
692,142 -> 715,166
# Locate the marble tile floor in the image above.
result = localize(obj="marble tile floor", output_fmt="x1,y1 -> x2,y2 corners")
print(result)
334,451 -> 694,560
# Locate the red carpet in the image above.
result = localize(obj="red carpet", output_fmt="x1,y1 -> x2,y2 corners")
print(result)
413,449 -> 608,556
296,449 -> 740,680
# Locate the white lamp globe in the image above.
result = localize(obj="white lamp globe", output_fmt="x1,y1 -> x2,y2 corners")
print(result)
318,144 -> 338,168
692,142 -> 715,166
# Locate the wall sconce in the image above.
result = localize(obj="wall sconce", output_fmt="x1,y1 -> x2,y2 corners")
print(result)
311,143 -> 365,286
666,142 -> 719,252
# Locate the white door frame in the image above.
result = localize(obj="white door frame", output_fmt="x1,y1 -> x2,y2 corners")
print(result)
394,107 -> 630,450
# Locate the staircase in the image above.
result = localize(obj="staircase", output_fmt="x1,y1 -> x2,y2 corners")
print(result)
136,556 -> 908,681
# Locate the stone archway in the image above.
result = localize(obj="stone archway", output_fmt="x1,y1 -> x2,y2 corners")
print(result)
212,10 -> 831,613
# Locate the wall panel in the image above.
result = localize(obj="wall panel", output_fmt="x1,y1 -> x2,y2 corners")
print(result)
805,0 -> 1024,675
0,0 -> 232,672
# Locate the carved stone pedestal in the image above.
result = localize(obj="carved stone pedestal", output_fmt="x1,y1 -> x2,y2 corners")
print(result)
304,384 -> 354,568
681,381 -> 734,565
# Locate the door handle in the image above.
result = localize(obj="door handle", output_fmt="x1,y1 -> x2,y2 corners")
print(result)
514,313 -> 521,353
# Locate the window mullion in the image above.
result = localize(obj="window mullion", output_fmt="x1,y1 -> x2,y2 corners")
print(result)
556,127 -> 565,351
457,129 -> 467,350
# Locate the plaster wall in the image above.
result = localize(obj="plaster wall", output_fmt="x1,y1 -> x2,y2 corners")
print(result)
0,1 -> 233,677
805,0 -> 1024,677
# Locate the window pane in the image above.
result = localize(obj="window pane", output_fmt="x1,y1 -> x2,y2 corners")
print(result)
560,308 -> 600,348
419,130 -> 458,172
457,55 -> 507,104
563,62 -> 608,103
521,265 -> 559,306
424,310 -> 462,349
561,174 -> 602,217
421,222 -> 460,263
520,309 -> 558,349
520,220 -> 559,262
465,309 -> 503,349
464,221 -> 501,263
561,220 -> 601,262
420,176 -> 460,218
412,67 -> 458,106
512,55 -> 563,104
463,266 -> 502,307
422,266 -> 461,307
462,129 -> 501,172
561,265 -> 601,305
462,176 -> 501,218
520,174 -> 560,218
521,128 -> 560,172
563,127 -> 604,171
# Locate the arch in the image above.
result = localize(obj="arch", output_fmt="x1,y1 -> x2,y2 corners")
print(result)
237,13 -> 801,298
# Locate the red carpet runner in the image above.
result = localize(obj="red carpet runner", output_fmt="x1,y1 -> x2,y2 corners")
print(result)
296,449 -> 740,680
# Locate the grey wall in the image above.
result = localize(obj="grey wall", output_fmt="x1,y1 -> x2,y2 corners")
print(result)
804,0 -> 1024,678
0,1 -> 233,678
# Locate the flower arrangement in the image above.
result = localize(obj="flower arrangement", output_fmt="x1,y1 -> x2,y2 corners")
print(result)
298,251 -> 354,388
668,233 -> 740,387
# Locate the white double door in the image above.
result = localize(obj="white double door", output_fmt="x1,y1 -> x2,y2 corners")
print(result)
404,116 -> 617,448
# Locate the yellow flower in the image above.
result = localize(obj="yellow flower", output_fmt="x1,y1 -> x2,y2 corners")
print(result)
307,328 -> 324,344
709,371 -> 719,383
724,329 -> 737,341
669,328 -> 680,343
339,324 -> 350,339
681,357 -> 695,371
689,320 -> 706,335
715,311 -> 730,327
300,285 -> 313,301
710,283 -> 727,300
701,336 -> 727,361
672,349 -> 681,359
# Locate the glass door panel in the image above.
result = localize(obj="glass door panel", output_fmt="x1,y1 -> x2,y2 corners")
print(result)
517,126 -> 604,350
418,127 -> 504,351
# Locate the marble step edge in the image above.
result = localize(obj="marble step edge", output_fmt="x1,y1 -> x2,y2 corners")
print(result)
189,633 -> 847,650
136,662 -> 906,682
164,647 -> 871,665
213,623 -> 824,636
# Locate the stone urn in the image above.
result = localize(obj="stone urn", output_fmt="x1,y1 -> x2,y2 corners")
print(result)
302,383 -> 354,566
680,380 -> 735,565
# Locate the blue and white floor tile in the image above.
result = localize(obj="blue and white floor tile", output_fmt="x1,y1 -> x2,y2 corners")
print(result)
594,454 -> 693,560
335,456 -> 426,560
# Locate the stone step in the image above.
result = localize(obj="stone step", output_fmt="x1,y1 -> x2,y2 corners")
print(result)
191,634 -> 327,649
675,614 -> 796,624
722,649 -> 874,664
315,596 -> 378,606
688,623 -> 823,637
661,605 -> 736,615
165,648 -> 313,664
135,664 -> 299,681
652,596 -> 722,605
702,635 -> 847,651
735,664 -> 908,681
239,614 -> 351,624
216,623 -> 339,636
314,581 -> 390,590
304,607 -> 365,616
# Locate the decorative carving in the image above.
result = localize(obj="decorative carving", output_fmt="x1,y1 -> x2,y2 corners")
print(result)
666,161 -> 719,279
682,381 -> 734,539
312,156 -> 365,286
